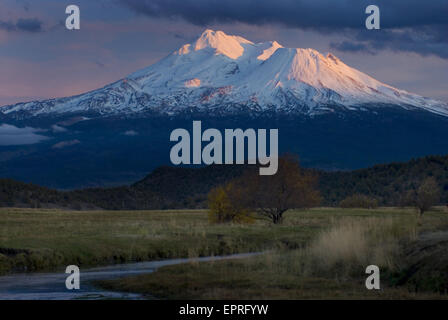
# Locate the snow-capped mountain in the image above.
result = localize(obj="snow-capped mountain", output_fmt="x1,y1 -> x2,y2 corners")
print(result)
2,30 -> 448,189
2,29 -> 448,118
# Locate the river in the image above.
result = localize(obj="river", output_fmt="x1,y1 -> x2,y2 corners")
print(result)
0,252 -> 260,300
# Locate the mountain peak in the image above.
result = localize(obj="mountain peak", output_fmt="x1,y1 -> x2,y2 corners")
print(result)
257,40 -> 283,61
196,29 -> 252,45
177,29 -> 253,59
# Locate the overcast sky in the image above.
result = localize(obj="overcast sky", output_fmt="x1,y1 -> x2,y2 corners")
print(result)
0,0 -> 447,106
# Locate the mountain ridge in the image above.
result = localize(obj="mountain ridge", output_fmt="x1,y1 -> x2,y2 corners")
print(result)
1,153 -> 447,209
2,29 -> 448,118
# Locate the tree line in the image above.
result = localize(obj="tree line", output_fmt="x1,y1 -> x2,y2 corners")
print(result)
1,154 -> 447,212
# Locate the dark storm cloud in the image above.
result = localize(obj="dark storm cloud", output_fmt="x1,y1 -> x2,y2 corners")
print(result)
0,18 -> 43,32
16,18 -> 42,32
119,0 -> 448,58
330,41 -> 372,54
119,0 -> 447,29
331,26 -> 448,58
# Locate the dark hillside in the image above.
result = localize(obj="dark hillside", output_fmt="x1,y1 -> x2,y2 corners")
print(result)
1,154 -> 447,209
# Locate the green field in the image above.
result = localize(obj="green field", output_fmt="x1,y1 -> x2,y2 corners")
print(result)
0,207 -> 341,274
1,207 -> 448,299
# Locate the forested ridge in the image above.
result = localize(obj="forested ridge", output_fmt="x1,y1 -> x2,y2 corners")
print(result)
1,154 -> 447,209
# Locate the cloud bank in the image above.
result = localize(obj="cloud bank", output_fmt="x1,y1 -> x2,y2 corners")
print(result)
0,18 -> 43,33
0,124 -> 49,146
120,0 -> 448,58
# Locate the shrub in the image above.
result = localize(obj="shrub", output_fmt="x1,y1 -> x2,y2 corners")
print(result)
339,194 -> 378,209
207,182 -> 254,224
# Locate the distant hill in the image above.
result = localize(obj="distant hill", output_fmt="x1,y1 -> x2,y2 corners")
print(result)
320,154 -> 448,206
0,165 -> 251,210
0,179 -> 63,208
1,154 -> 447,209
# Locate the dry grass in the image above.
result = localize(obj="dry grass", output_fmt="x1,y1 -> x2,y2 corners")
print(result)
307,217 -> 418,275
96,209 -> 448,299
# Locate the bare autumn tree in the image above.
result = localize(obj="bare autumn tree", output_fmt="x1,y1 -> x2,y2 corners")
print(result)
234,154 -> 321,224
406,177 -> 440,216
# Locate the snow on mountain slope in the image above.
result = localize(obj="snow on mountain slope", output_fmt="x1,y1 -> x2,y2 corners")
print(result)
2,29 -> 448,118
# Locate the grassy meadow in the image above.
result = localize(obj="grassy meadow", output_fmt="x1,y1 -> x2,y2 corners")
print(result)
1,207 -> 448,299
